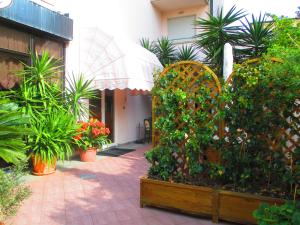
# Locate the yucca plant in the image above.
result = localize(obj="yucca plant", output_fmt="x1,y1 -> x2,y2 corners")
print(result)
140,38 -> 156,54
66,73 -> 96,121
238,14 -> 273,59
194,6 -> 246,77
176,45 -> 199,61
16,51 -> 62,117
29,108 -> 78,165
154,37 -> 177,67
0,99 -> 31,165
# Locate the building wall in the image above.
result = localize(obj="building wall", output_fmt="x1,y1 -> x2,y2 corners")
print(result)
161,5 -> 209,38
59,0 -> 163,144
43,0 -> 210,144
114,89 -> 152,144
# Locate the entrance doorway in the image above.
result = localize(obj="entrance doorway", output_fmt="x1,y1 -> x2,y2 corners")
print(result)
89,90 -> 114,142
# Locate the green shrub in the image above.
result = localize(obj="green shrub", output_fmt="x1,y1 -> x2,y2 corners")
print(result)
0,164 -> 31,222
0,98 -> 31,165
253,202 -> 300,225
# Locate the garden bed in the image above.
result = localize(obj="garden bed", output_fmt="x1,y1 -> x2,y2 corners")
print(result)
140,176 -> 285,224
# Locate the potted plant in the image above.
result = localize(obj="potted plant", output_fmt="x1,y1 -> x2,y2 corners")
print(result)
29,108 -> 78,175
75,118 -> 110,162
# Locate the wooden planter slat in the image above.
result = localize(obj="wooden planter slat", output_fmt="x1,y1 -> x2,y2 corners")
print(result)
140,177 -> 285,224
218,190 -> 285,224
140,177 -> 214,217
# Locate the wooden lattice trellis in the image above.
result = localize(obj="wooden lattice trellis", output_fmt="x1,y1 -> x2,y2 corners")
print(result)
152,59 -> 300,171
225,58 -> 300,175
152,61 -> 222,171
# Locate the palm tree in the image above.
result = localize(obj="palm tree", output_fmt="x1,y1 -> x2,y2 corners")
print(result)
194,6 -> 246,77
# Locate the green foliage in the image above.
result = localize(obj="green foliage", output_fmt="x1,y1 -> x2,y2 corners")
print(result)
267,16 -> 300,58
0,164 -> 31,222
216,16 -> 300,197
154,37 -> 177,67
66,73 -> 96,121
140,37 -> 199,66
220,57 -> 300,196
140,38 -> 156,53
29,108 -> 78,165
176,45 -> 199,61
253,202 -> 300,225
12,51 -> 84,164
0,98 -> 31,165
194,6 -> 245,76
146,69 -> 220,181
16,51 -> 62,117
239,14 -> 273,59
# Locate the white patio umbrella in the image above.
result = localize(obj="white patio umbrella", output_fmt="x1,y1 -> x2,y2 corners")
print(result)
78,27 -> 163,91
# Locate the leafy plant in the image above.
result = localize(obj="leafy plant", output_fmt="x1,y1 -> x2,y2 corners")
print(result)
147,69 -> 220,182
66,73 -> 96,121
16,51 -> 62,117
29,108 -> 78,165
140,38 -> 156,53
194,6 -> 245,77
253,201 -> 300,225
140,38 -> 199,66
154,37 -> 177,67
176,45 -> 199,61
0,98 -> 31,165
75,118 -> 111,150
238,14 -> 273,59
0,164 -> 31,222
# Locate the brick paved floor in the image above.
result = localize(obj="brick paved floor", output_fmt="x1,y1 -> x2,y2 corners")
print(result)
11,144 -> 231,225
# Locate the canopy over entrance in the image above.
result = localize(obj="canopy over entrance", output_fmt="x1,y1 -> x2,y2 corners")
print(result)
79,27 -> 162,91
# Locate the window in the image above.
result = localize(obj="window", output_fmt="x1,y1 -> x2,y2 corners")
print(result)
167,15 -> 196,41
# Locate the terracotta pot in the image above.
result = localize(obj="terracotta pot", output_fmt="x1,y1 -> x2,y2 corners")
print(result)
79,147 -> 97,162
31,155 -> 56,176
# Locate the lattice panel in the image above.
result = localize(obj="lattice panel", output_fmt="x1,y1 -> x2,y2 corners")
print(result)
225,58 -> 300,169
152,61 -> 222,174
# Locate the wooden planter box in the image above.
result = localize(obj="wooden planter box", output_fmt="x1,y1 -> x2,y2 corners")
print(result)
140,176 -> 285,224
218,190 -> 285,224
140,176 -> 216,219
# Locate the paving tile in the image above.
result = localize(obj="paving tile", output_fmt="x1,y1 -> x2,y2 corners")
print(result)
11,144 -> 231,225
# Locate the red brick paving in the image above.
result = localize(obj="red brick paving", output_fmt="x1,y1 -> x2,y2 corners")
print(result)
11,144 -> 230,225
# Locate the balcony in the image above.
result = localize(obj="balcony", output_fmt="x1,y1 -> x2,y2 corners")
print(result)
151,0 -> 208,12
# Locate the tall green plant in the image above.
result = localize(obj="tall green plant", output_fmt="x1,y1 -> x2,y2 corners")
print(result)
66,73 -> 96,121
140,38 -> 156,53
0,99 -> 31,165
176,45 -> 199,61
239,14 -> 273,59
194,6 -> 245,77
29,108 -> 78,165
16,51 -> 62,117
152,37 -> 176,66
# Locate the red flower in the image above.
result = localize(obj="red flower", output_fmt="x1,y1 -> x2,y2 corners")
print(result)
74,134 -> 82,140
96,120 -> 105,128
105,127 -> 110,135
92,128 -> 101,137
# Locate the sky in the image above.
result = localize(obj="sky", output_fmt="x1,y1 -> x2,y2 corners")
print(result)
223,0 -> 299,19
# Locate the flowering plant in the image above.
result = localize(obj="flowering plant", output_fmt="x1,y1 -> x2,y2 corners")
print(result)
74,118 -> 111,150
